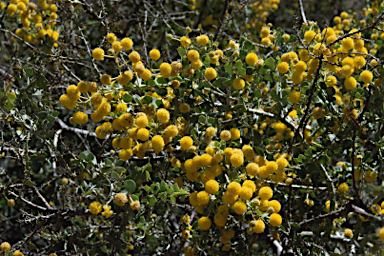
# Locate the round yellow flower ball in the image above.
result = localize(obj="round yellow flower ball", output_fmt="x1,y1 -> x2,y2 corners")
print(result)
187,50 -> 200,62
121,37 -> 133,50
230,154 -> 244,167
232,200 -> 247,214
344,228 -> 353,238
92,48 -> 104,60
289,90 -> 301,104
246,163 -> 259,176
89,201 -> 102,215
269,213 -> 282,226
233,78 -> 245,90
198,216 -> 212,230
360,70 -> 373,84
114,193 -> 128,206
245,52 -> 258,65
129,51 -> 141,63
259,186 -> 273,200
152,135 -> 165,154
0,242 -> 11,252
160,63 -> 172,78
253,220 -> 265,233
230,128 -> 241,140
118,149 -> 132,161
180,136 -> 193,151
220,130 -> 231,141
205,67 -> 217,80
227,182 -> 241,196
277,62 -> 289,74
205,180 -> 219,194
149,49 -> 161,60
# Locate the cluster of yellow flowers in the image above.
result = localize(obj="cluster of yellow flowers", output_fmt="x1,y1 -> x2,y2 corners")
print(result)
0,241 -> 59,256
1,0 -> 60,46
56,6 -> 384,251
246,0 -> 280,30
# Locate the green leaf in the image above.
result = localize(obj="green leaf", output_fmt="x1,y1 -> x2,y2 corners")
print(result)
36,74 -> 48,89
151,184 -> 160,194
156,77 -> 167,84
7,92 -> 16,102
318,155 -> 329,165
160,181 -> 167,192
79,151 -> 89,160
265,57 -> 275,69
166,186 -> 174,194
253,131 -> 262,145
199,115 -> 206,123
234,61 -> 243,70
25,180 -> 35,187
237,68 -> 246,76
148,195 -> 157,206
203,56 -> 210,66
133,95 -> 142,106
124,180 -> 136,194
122,93 -> 132,103
342,139 -> 353,149
115,167 -> 125,174
159,192 -> 167,202
177,47 -> 186,57
142,95 -> 152,105
5,102 -> 14,111
254,89 -> 262,98
154,99 -> 163,108
289,35 -> 297,42
207,117 -> 215,124
112,171 -> 120,179
244,40 -> 254,50
225,63 -> 233,76
24,68 -> 34,77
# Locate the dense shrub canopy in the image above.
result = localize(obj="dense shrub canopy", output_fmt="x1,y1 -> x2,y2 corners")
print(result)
1,0 -> 384,255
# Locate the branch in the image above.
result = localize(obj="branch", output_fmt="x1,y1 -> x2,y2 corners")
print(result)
298,0 -> 307,24
214,0 -> 229,41
288,54 -> 323,153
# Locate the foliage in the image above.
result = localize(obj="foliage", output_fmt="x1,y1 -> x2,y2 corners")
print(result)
1,0 -> 384,255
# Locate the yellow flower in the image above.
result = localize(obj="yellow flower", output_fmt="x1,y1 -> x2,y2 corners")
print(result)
259,186 -> 273,200
337,182 -> 349,194
89,201 -> 102,215
245,53 -> 258,65
0,242 -> 11,252
252,220 -> 265,233
121,37 -> 133,50
269,213 -> 282,226
204,67 -> 217,80
289,90 -> 301,104
233,78 -> 245,90
198,216 -> 211,230
196,34 -> 209,46
149,49 -> 161,60
160,63 -> 172,78
232,200 -> 247,214
101,205 -> 114,218
180,136 -> 193,151
152,135 -> 165,154
187,50 -> 200,62
205,180 -> 219,194
106,33 -> 117,43
129,51 -> 141,63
